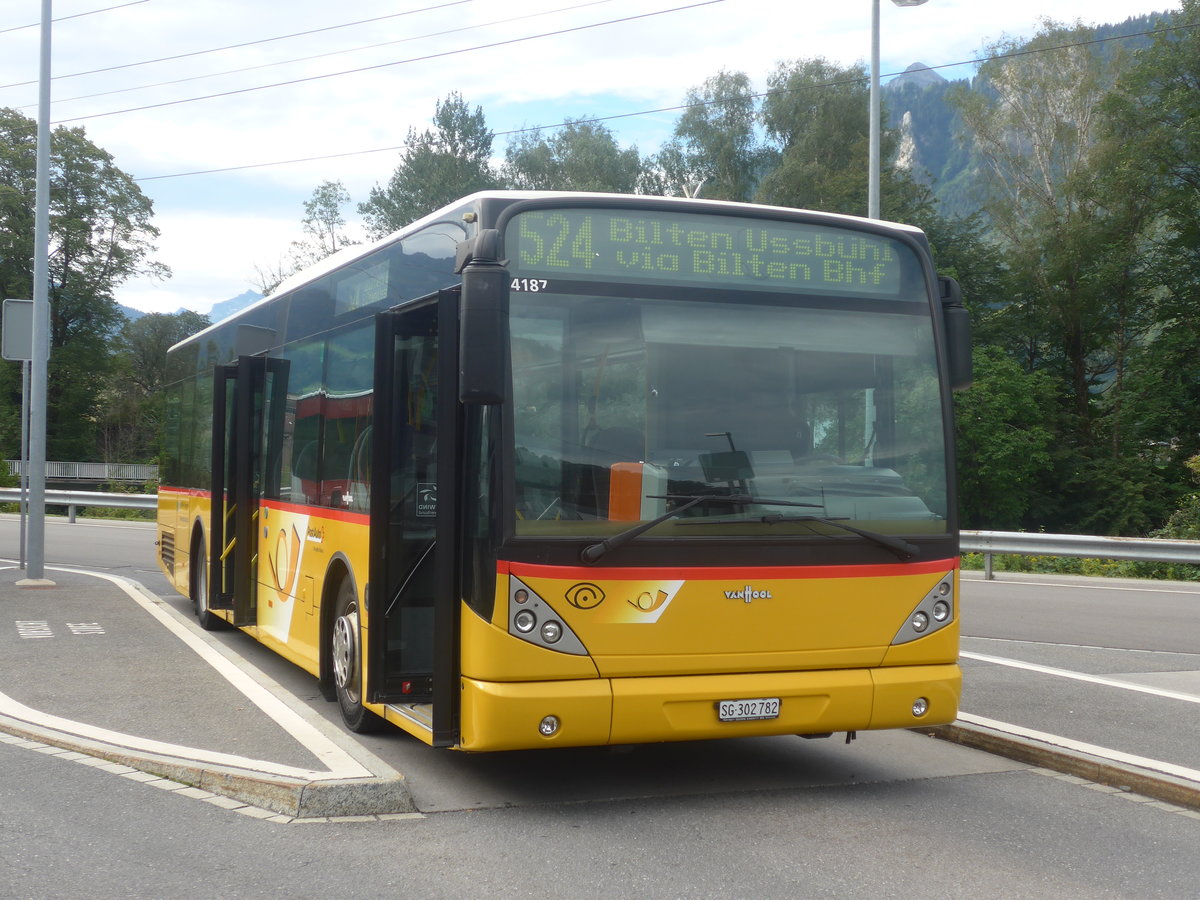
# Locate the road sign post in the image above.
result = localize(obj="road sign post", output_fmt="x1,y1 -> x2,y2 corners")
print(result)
4,299 -> 34,569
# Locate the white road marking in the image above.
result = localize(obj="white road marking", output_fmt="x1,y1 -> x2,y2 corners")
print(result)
960,650 -> 1200,704
958,713 -> 1200,784
66,623 -> 105,635
965,635 -> 1200,657
16,621 -> 54,639
0,690 -> 353,780
1,565 -> 375,780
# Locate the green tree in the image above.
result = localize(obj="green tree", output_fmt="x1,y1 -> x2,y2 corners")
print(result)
953,347 -> 1060,530
359,93 -> 499,238
945,21 -> 1190,537
257,179 -> 359,294
502,118 -> 644,193
0,107 -> 167,461
756,58 -> 932,221
1102,1 -> 1200,486
99,310 -> 209,463
295,179 -> 358,265
642,139 -> 704,198
665,70 -> 765,202
949,24 -> 1151,439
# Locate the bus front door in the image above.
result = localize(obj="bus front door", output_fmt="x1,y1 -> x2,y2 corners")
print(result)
368,293 -> 460,746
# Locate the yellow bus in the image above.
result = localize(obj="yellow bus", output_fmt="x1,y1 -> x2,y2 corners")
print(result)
156,192 -> 971,751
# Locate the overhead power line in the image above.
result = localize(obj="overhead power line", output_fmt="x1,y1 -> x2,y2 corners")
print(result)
0,0 -> 478,88
132,18 -> 1193,184
0,0 -> 149,36
26,0 -> 623,110
52,0 -> 726,124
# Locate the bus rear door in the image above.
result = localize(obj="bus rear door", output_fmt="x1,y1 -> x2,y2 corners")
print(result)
210,355 -> 286,627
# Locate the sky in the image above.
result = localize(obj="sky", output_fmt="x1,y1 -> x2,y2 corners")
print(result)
0,0 -> 1181,316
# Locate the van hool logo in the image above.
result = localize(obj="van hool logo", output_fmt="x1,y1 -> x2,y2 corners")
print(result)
724,585 -> 773,603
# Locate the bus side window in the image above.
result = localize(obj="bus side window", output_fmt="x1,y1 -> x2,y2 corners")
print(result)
319,323 -> 374,512
292,441 -> 318,504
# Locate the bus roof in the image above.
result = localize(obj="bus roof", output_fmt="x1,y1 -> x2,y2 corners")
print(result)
169,191 -> 926,355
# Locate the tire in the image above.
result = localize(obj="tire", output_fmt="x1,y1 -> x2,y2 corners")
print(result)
192,535 -> 227,631
330,575 -> 385,733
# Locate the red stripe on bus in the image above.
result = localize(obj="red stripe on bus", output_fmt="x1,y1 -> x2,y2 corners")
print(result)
502,557 -> 959,581
158,486 -> 211,498
261,498 -> 369,525
158,489 -> 368,524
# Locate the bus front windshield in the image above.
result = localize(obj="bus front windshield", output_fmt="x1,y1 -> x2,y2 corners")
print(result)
510,287 -> 949,540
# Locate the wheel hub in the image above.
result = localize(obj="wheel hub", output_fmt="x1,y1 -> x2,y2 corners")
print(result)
331,609 -> 358,696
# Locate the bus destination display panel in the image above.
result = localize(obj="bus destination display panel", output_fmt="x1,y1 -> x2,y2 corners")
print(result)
506,207 -> 920,298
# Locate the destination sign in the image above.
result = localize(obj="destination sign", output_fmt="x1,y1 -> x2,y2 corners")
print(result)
506,208 -> 917,297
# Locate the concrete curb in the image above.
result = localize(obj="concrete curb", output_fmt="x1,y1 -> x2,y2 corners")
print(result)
923,720 -> 1200,812
0,710 -> 414,818
1,564 -> 418,818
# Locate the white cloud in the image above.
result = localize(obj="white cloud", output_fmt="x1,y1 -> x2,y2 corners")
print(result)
119,211 -> 299,313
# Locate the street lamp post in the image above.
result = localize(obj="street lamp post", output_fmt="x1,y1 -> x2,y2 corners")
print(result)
868,0 -> 928,220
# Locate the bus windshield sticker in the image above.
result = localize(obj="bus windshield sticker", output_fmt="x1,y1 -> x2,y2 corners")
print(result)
417,483 -> 437,517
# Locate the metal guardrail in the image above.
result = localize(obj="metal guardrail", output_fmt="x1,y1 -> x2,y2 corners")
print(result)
5,460 -> 158,482
0,488 -> 155,523
961,530 -> 1200,579
0,491 -> 1196,577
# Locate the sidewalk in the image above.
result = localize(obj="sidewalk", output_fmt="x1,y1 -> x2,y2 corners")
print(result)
0,564 -> 412,818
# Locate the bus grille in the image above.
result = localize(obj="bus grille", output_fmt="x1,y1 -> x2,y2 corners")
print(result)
160,530 -> 175,575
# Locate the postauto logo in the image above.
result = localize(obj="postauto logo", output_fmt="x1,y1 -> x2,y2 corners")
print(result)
724,585 -> 773,603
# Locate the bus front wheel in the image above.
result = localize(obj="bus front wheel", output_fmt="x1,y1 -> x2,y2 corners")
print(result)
330,576 -> 385,733
192,536 -> 226,631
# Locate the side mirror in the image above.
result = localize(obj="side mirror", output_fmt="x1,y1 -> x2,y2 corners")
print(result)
938,275 -> 972,391
456,230 -> 509,405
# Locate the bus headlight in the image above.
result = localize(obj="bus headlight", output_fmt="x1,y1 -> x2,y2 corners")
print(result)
891,573 -> 956,645
507,576 -> 589,656
912,697 -> 929,717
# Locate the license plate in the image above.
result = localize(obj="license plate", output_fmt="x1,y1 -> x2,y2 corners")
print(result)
717,697 -> 780,722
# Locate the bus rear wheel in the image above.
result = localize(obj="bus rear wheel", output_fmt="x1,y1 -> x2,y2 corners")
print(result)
330,576 -> 385,733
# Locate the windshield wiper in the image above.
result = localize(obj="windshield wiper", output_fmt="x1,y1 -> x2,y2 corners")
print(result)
678,513 -> 919,561
579,494 -> 821,564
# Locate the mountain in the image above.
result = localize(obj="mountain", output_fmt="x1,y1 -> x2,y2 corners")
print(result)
892,62 -> 947,91
884,63 -> 970,215
206,289 -> 263,324
116,289 -> 262,328
882,12 -> 1171,219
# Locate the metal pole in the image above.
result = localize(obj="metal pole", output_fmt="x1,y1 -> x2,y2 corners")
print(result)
22,0 -> 54,585
19,360 -> 29,569
868,0 -> 881,220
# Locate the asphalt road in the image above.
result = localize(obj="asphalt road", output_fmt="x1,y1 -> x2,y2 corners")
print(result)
3,724 -> 1197,899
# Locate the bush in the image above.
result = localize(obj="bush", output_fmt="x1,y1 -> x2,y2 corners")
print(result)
960,551 -> 1199,581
